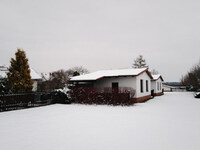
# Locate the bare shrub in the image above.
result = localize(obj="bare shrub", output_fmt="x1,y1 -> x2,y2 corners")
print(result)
70,87 -> 135,105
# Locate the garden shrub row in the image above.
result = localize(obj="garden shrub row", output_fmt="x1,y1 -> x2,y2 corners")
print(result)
69,87 -> 135,105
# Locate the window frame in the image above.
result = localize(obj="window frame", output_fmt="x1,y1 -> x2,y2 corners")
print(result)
140,79 -> 143,93
146,80 -> 148,92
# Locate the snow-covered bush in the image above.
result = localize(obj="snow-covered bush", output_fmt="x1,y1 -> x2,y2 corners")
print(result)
194,90 -> 200,98
51,91 -> 70,104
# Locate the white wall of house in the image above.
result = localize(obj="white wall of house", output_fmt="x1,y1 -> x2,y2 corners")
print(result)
151,78 -> 163,94
94,71 -> 151,98
162,84 -> 186,92
94,76 -> 137,91
163,84 -> 172,92
32,80 -> 38,92
135,72 -> 151,98
151,81 -> 156,92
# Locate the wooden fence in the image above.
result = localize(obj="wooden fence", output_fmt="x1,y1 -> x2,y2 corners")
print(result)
0,93 -> 52,112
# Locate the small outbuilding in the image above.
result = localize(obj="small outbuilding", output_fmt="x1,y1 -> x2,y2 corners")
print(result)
70,68 -> 153,103
162,83 -> 186,92
151,74 -> 164,96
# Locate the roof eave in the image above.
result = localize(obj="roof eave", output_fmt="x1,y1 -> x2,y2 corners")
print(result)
137,68 -> 153,79
70,79 -> 96,82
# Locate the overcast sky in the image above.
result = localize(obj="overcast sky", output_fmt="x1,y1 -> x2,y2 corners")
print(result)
0,0 -> 200,81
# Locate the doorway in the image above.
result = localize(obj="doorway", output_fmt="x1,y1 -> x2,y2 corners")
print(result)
112,82 -> 119,93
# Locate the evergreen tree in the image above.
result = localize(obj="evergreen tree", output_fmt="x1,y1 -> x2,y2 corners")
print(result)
73,71 -> 80,77
132,55 -> 148,68
7,49 -> 33,93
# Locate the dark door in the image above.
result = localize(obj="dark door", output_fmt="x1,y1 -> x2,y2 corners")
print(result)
112,82 -> 119,93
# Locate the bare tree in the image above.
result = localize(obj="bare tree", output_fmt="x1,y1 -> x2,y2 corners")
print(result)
181,61 -> 200,91
132,55 -> 148,68
39,66 -> 89,91
39,70 -> 67,91
65,66 -> 89,79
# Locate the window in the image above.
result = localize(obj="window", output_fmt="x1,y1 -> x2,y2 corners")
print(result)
146,80 -> 148,92
140,79 -> 143,93
112,82 -> 118,88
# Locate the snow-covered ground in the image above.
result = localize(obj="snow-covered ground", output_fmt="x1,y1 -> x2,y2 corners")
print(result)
0,92 -> 200,150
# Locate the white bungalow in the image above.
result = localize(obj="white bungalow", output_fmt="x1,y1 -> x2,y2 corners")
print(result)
70,68 -> 153,103
151,74 -> 164,96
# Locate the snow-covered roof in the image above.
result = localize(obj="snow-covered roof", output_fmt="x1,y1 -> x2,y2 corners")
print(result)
0,65 -> 8,79
152,74 -> 164,81
41,72 -> 51,81
0,70 -> 7,79
0,65 -> 41,80
70,68 -> 152,81
30,68 -> 42,80
0,65 -> 8,71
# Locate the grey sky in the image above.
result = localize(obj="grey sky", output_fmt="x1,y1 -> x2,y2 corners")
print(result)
0,0 -> 200,81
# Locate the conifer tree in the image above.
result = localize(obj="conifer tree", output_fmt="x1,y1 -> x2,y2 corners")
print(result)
73,71 -> 80,77
7,49 -> 33,93
132,55 -> 148,68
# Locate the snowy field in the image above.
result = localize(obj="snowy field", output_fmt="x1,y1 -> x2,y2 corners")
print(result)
0,92 -> 200,150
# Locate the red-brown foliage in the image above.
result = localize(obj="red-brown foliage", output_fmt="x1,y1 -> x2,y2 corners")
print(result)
69,87 -> 135,105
